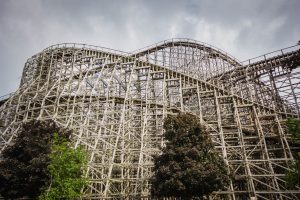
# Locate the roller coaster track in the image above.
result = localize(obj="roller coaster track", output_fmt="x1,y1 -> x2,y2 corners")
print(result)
210,45 -> 300,115
0,39 -> 299,199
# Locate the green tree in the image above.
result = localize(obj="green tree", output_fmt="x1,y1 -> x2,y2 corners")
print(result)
286,118 -> 300,141
285,152 -> 300,188
285,118 -> 300,188
151,113 -> 229,199
0,120 -> 70,199
39,133 -> 88,200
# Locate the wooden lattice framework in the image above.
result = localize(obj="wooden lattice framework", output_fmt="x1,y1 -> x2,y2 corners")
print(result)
0,39 -> 300,199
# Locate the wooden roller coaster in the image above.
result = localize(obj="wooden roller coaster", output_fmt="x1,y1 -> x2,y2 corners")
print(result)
0,38 -> 299,199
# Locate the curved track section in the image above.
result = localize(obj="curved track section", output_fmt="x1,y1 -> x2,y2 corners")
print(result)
131,38 -> 242,80
132,39 -> 300,116
0,40 -> 299,199
211,45 -> 300,116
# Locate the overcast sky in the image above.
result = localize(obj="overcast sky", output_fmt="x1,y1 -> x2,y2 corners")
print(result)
0,0 -> 299,96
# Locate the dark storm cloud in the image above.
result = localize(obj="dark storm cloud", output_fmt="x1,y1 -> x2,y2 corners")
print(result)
183,0 -> 300,57
0,0 -> 299,95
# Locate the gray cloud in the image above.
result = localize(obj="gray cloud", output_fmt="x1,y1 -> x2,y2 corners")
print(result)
0,0 -> 299,95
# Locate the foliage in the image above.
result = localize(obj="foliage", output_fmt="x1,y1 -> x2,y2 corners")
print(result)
39,133 -> 88,200
286,118 -> 300,141
0,120 -> 71,199
285,118 -> 300,188
151,113 -> 229,199
285,153 -> 300,188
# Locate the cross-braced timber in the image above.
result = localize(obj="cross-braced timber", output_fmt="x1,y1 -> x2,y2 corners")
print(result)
0,38 -> 300,199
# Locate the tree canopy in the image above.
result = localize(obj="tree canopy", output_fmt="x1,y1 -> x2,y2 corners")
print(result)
151,113 -> 229,199
39,133 -> 88,200
285,118 -> 300,188
286,118 -> 300,140
0,120 -> 71,199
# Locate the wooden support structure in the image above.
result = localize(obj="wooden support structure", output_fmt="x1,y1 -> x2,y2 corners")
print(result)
0,39 -> 299,199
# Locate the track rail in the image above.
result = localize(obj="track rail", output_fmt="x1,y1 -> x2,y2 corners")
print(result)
0,39 -> 299,199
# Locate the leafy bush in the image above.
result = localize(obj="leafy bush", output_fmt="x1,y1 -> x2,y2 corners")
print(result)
285,118 -> 300,188
151,113 -> 229,199
39,133 -> 88,200
0,120 -> 70,199
286,118 -> 300,141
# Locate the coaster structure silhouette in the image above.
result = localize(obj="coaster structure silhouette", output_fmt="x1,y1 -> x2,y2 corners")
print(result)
0,38 -> 300,199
